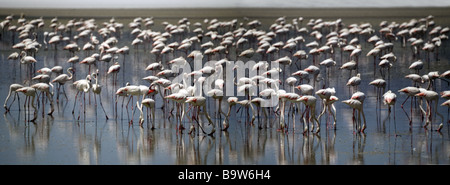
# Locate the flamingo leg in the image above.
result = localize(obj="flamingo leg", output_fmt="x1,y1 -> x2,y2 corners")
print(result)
311,105 -> 320,133
72,91 -> 79,114
46,91 -> 54,115
301,106 -> 309,134
361,107 -> 367,133
99,94 -> 109,120
329,104 -> 337,129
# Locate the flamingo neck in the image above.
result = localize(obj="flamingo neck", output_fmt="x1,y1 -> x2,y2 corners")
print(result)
95,75 -> 99,86
194,80 -> 203,97
67,69 -> 73,80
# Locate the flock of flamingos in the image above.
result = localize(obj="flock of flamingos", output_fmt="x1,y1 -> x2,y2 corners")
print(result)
1,13 -> 450,136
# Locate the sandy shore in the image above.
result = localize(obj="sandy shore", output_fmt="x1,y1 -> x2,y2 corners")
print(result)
0,7 -> 449,19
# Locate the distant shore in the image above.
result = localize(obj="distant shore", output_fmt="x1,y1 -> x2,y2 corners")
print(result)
0,7 -> 449,19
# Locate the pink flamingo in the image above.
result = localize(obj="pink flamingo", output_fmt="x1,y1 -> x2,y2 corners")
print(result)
416,90 -> 443,129
299,95 -> 320,134
222,97 -> 238,131
342,99 -> 367,133
31,82 -> 54,117
398,86 -> 420,125
15,87 -> 37,122
51,67 -> 74,102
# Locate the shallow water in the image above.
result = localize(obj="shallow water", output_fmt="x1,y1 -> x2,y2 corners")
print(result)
0,8 -> 450,165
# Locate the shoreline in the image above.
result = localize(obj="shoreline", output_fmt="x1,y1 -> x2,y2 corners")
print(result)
1,7 -> 449,19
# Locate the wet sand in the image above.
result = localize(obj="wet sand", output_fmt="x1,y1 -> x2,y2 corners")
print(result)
0,8 -> 449,165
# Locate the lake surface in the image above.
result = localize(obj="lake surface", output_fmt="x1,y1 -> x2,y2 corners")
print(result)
0,8 -> 449,165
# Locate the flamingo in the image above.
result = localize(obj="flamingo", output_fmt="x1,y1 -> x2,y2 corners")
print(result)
295,84 -> 314,95
398,86 -> 420,125
30,82 -> 55,117
145,61 -> 164,75
340,60 -> 357,79
165,89 -> 188,131
416,90 -> 444,129
32,74 -> 51,84
293,50 -> 308,69
72,74 -> 91,119
4,84 -> 24,112
304,65 -> 320,87
107,61 -> 121,85
140,98 -> 156,129
274,56 -> 292,86
292,70 -> 310,84
114,85 -> 130,117
235,99 -> 256,126
285,77 -> 298,93
91,70 -> 109,120
316,87 -> 337,129
122,84 -> 151,124
67,56 -> 79,67
383,90 -> 397,131
298,95 -> 320,134
51,67 -> 74,102
279,92 -> 301,132
369,79 -> 386,96
20,51 -> 37,79
405,73 -> 423,87
319,58 -> 336,86
79,55 -> 96,75
250,97 -> 270,129
15,87 -> 37,122
237,83 -> 256,125
37,67 -> 52,75
346,73 -> 361,93
207,88 -> 225,126
185,77 -> 215,136
342,99 -> 367,133
222,97 -> 238,131
409,60 -> 423,74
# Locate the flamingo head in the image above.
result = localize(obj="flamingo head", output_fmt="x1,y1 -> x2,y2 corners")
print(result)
69,67 -> 75,73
